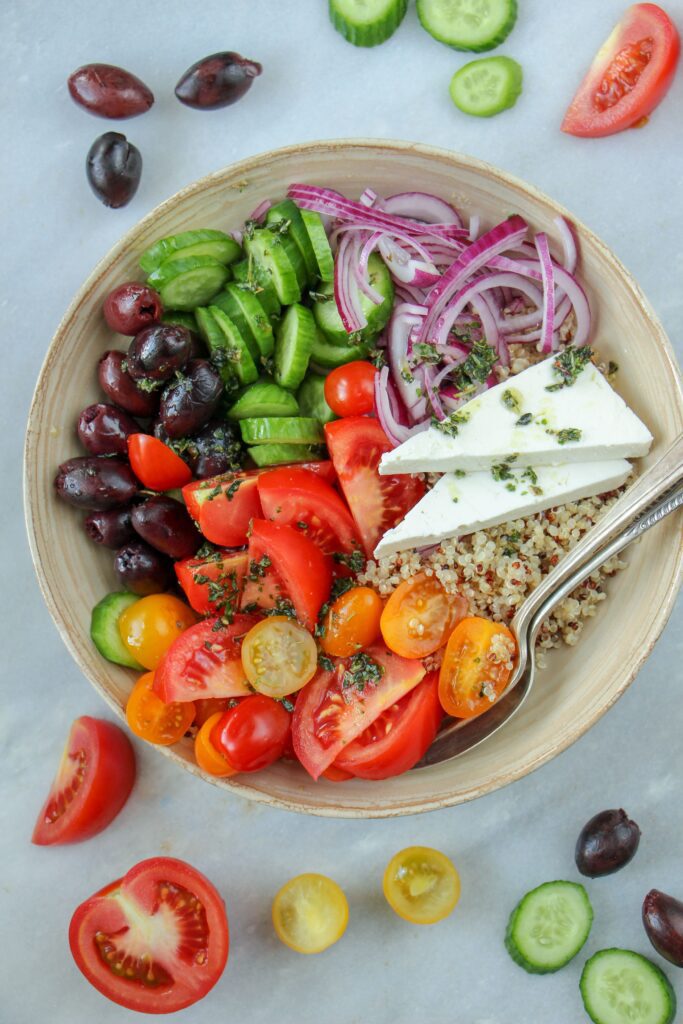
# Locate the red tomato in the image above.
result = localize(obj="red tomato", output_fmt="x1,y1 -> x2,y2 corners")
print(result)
153,615 -> 256,703
127,434 -> 192,491
562,3 -> 680,137
32,717 -> 135,846
325,417 -> 426,559
193,697 -> 234,729
324,360 -> 377,417
292,644 -> 426,780
211,695 -> 291,772
183,472 -> 262,547
69,857 -> 229,1013
257,467 -> 360,556
334,672 -> 442,780
175,549 -> 249,615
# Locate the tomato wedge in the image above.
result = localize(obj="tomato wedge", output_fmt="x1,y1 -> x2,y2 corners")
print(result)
334,671 -> 442,780
325,417 -> 425,558
562,3 -> 680,137
175,549 -> 249,615
128,434 -> 192,491
257,467 -> 360,556
154,615 -> 256,703
32,717 -> 135,846
183,473 -> 262,547
292,643 -> 426,780
69,857 -> 229,1013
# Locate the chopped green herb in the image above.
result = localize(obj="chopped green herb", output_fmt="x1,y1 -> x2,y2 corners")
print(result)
554,427 -> 582,445
502,389 -> 521,413
226,479 -> 242,501
411,342 -> 440,365
515,413 -> 533,426
432,409 -> 470,438
341,652 -> 384,693
505,482 -> 517,492
262,597 -> 297,620
450,340 -> 498,393
332,550 -> 366,573
491,463 -> 514,482
318,654 -> 334,673
453,469 -> 467,478
522,467 -> 538,485
246,554 -> 271,580
545,346 -> 592,392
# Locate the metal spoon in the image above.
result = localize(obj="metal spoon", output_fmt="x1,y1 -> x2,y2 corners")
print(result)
417,433 -> 683,767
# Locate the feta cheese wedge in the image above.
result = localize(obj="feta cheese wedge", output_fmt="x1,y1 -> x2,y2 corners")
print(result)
379,356 -> 652,475
373,459 -> 632,560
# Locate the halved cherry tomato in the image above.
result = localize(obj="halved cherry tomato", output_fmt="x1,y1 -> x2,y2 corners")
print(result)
383,847 -> 460,925
325,417 -> 425,559
183,472 -> 262,546
272,874 -> 349,954
118,593 -> 198,671
127,433 -> 192,491
241,616 -> 318,698
292,643 -> 425,780
175,549 -> 248,615
211,694 -> 290,772
154,615 -> 256,703
334,671 -> 442,780
320,586 -> 383,658
324,360 -> 377,417
32,717 -> 135,846
69,856 -> 229,1013
438,616 -> 517,719
257,467 -> 360,555
126,672 -> 195,745
562,3 -> 680,137
194,711 -> 237,777
380,572 -> 468,659
193,697 -> 233,729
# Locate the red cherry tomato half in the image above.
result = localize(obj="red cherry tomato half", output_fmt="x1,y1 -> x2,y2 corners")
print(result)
257,467 -> 360,556
175,549 -> 249,615
183,472 -> 262,547
211,694 -> 291,772
154,615 -> 257,703
69,857 -> 229,1013
32,716 -> 135,846
128,434 -> 192,491
324,361 -> 377,417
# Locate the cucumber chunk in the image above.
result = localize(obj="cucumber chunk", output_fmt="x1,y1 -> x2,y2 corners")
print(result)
161,310 -> 199,333
208,306 -> 259,385
222,283 -> 274,357
140,229 -> 242,274
266,200 -> 318,283
330,0 -> 408,46
312,253 -> 394,343
300,209 -> 334,282
240,417 -> 324,446
274,304 -> 316,390
417,0 -> 517,51
209,289 -> 261,362
147,255 -> 230,311
297,374 -> 337,424
449,56 -> 523,118
310,331 -> 371,369
232,259 -> 281,319
505,881 -> 593,974
248,443 -> 324,468
91,592 -> 143,669
580,949 -> 676,1024
227,379 -> 299,420
244,227 -> 302,305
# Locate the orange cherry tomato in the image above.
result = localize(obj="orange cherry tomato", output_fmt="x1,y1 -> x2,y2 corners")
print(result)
125,672 -> 195,745
127,434 -> 192,491
320,586 -> 383,658
380,572 -> 468,659
118,593 -> 198,670
194,712 -> 237,777
438,616 -> 517,719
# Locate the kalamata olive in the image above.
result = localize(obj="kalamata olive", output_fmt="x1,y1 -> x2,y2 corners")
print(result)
575,808 -> 641,877
86,132 -> 142,208
175,51 -> 262,110
183,418 -> 244,478
131,496 -> 201,559
103,282 -> 163,335
643,889 -> 683,967
159,360 -> 224,438
115,540 -> 172,595
68,63 -> 154,119
54,456 -> 138,510
127,324 -> 192,383
98,350 -> 160,418
77,402 -> 140,455
83,506 -> 134,548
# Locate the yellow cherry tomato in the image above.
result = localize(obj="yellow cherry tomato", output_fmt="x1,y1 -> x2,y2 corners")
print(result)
118,593 -> 198,670
241,616 -> 317,698
125,672 -> 195,746
320,586 -> 383,658
272,873 -> 349,954
381,572 -> 468,659
383,846 -> 461,925
194,711 -> 237,777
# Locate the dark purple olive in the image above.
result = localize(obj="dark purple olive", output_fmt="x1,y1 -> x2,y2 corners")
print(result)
131,496 -> 201,559
643,889 -> 683,967
115,540 -> 172,595
159,360 -> 224,438
127,324 -> 192,384
77,402 -> 140,455
83,506 -> 134,548
98,350 -> 160,418
183,418 -> 244,478
86,132 -> 142,208
103,282 -> 163,335
54,456 -> 138,510
68,63 -> 154,119
575,808 -> 641,877
175,51 -> 262,110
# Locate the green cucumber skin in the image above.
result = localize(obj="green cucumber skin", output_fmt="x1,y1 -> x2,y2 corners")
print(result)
90,592 -> 143,669
240,416 -> 324,446
248,443 -> 324,468
244,228 -> 302,306
297,374 -> 337,424
147,256 -> 230,312
232,259 -> 282,320
299,209 -> 334,283
195,307 -> 239,388
266,201 -> 318,283
450,56 -> 523,118
505,881 -> 593,975
161,311 -> 199,333
310,332 -> 371,369
227,379 -> 299,420
329,0 -> 409,46
223,283 -> 274,358
580,949 -> 676,1024
208,306 -> 259,386
274,304 -> 317,391
210,290 -> 262,363
417,0 -> 517,52
140,229 -> 242,274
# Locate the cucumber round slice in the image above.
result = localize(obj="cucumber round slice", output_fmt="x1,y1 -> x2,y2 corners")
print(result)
240,417 -> 324,446
580,949 -> 676,1024
244,227 -> 302,305
208,306 -> 259,386
147,256 -> 230,311
140,229 -> 242,274
274,304 -> 316,390
330,0 -> 408,46
91,592 -> 143,669
248,443 -> 324,468
161,310 -> 199,333
223,283 -> 274,357
310,331 -> 371,369
266,200 -> 318,283
313,253 -> 394,343
232,259 -> 282,319
300,209 -> 334,283
505,881 -> 593,974
449,56 -> 522,118
228,379 -> 299,420
209,290 -> 261,362
297,374 -> 337,423
417,0 -> 517,51
195,307 -> 235,383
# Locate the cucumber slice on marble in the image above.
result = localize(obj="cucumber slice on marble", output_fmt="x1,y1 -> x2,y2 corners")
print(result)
329,0 -> 408,46
417,0 -> 517,51
505,881 -> 593,974
580,949 -> 676,1024
449,56 -> 522,118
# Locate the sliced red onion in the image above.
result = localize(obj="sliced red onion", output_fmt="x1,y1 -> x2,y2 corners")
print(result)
374,366 -> 429,447
380,236 -> 441,287
395,282 -> 429,305
387,305 -> 426,413
513,260 -> 591,347
431,271 -> 541,347
383,191 -> 463,227
334,233 -> 366,333
473,292 -> 508,366
228,229 -> 243,246
535,232 -> 556,353
469,214 -> 481,242
249,198 -> 272,222
359,187 -> 379,208
554,216 -> 577,273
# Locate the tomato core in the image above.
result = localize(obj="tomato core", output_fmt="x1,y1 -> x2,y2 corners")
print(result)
595,37 -> 654,110
43,748 -> 87,824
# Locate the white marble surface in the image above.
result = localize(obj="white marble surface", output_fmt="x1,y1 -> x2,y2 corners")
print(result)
2,1 -> 683,1021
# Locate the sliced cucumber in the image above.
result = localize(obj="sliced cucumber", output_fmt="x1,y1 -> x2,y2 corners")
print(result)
310,331 -> 371,369
208,306 -> 259,386
449,56 -> 523,118
195,307 -> 233,377
266,200 -> 318,283
140,229 -> 242,274
300,209 -> 334,282
90,592 -> 143,669
248,443 -> 324,468
580,949 -> 676,1024
227,379 -> 299,420
297,373 -> 337,423
330,0 -> 408,46
161,310 -> 199,333
312,253 -> 394,343
274,303 -> 316,390
240,416 -> 324,446
262,214 -> 307,290
417,0 -> 517,51
147,256 -> 230,312
210,289 -> 261,363
244,227 -> 302,305
232,258 -> 281,319
222,283 -> 274,357
505,881 -> 593,974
